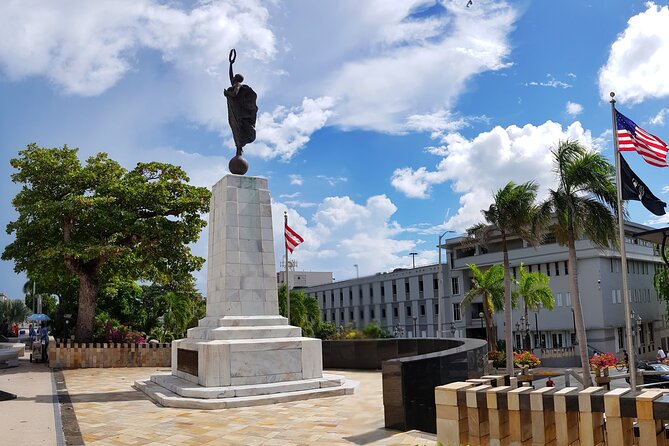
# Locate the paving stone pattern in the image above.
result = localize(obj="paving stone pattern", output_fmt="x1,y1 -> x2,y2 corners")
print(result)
62,367 -> 437,446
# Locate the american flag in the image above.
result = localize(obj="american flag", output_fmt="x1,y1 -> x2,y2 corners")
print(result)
285,223 -> 304,253
616,109 -> 668,167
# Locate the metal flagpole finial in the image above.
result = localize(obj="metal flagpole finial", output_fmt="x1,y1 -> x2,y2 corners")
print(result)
610,91 -> 616,103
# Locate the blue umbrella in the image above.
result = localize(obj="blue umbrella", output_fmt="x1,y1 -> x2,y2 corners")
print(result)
27,313 -> 50,322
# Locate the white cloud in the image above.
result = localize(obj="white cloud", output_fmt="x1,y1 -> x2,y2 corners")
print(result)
285,200 -> 317,208
280,192 -> 301,199
321,0 -> 518,132
566,101 -> 583,116
662,186 -> 669,194
650,108 -> 669,126
567,72 -> 577,79
599,2 -> 669,103
289,175 -> 304,186
271,194 -> 428,279
317,175 -> 348,187
247,96 -> 335,160
525,74 -> 572,89
391,120 -> 599,231
0,0 -> 275,96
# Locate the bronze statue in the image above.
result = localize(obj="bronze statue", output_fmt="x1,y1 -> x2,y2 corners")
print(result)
225,49 -> 258,175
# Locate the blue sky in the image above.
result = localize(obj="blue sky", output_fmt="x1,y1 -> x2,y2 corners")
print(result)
1,0 -> 669,298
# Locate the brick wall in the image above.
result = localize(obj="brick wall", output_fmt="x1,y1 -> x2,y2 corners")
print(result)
48,342 -> 171,368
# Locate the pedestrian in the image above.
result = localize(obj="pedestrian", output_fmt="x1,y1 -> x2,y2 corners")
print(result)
657,347 -> 666,363
39,322 -> 49,362
28,323 -> 36,345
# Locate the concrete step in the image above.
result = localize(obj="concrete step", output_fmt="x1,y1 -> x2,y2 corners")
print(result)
198,316 -> 289,328
188,325 -> 302,340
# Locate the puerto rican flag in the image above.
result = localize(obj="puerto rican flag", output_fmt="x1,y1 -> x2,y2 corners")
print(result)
616,109 -> 668,167
284,223 -> 304,253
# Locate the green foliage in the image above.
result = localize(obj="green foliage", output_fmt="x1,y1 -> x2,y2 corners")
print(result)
278,285 -> 322,337
512,263 -> 554,312
313,321 -> 337,340
326,321 -> 390,340
361,320 -> 391,339
2,144 -> 210,341
0,299 -> 31,336
654,265 -> 669,312
462,263 -> 504,350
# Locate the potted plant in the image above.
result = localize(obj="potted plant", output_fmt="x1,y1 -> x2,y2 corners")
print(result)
513,351 -> 541,381
590,352 -> 616,389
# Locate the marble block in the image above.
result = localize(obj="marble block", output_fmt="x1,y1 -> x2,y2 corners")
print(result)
206,175 -> 277,318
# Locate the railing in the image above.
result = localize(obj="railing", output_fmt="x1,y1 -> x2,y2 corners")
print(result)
540,346 -> 576,358
436,375 -> 669,446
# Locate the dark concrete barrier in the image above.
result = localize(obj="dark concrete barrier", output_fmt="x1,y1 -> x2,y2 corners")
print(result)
322,337 -> 488,434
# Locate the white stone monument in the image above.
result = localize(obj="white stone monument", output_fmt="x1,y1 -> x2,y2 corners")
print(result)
135,175 -> 355,408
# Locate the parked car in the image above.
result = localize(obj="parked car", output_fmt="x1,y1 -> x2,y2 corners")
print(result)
637,362 -> 669,387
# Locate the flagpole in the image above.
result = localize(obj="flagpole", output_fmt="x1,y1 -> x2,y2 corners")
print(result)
610,91 -> 637,390
284,211 -> 291,323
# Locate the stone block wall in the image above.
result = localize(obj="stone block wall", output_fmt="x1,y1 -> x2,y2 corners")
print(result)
48,342 -> 171,368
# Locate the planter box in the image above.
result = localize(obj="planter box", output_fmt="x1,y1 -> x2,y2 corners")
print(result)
49,342 -> 171,369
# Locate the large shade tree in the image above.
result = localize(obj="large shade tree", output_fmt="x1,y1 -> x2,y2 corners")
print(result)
462,263 -> 504,351
512,263 -> 553,350
539,140 -> 617,387
467,181 -> 541,373
3,144 -> 210,341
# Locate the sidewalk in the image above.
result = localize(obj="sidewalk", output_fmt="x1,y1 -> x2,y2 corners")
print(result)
0,351 -> 63,445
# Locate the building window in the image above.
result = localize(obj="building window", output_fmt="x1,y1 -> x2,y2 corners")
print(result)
360,310 -> 364,319
451,277 -> 460,295
350,310 -> 354,320
340,311 -> 344,321
555,262 -> 560,276
435,304 -> 438,315
556,293 -> 563,307
331,312 -> 335,321
546,263 -> 551,276
323,296 -> 326,307
406,306 -> 412,317
649,323 -> 655,343
611,290 -> 617,304
433,275 -> 439,292
618,327 -> 624,349
392,281 -> 397,296
420,304 -> 426,316
393,307 -> 399,318
370,285 -> 374,297
405,281 -> 410,294
452,303 -> 462,321
512,267 -> 517,279
323,311 -> 327,321
381,285 -> 385,297
371,309 -> 375,319
382,308 -> 386,318
419,279 -> 424,292
565,292 -> 571,306
331,294 -> 334,305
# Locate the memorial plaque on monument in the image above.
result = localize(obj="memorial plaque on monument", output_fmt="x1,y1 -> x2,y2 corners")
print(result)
177,348 -> 198,377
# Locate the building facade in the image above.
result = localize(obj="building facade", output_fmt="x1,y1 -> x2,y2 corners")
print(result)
304,221 -> 669,356
276,270 -> 333,289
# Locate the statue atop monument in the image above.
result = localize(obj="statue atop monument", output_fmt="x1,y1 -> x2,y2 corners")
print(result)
225,49 -> 258,175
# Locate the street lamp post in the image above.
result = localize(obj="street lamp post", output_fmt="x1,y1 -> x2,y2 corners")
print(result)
354,264 -> 359,279
450,322 -> 456,337
412,315 -> 418,338
409,252 -> 418,269
478,311 -> 484,342
437,230 -> 455,338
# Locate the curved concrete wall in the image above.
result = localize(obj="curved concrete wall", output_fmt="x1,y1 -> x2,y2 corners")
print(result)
322,337 -> 488,434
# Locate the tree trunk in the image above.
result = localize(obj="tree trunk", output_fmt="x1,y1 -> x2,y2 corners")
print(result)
568,233 -> 593,387
74,272 -> 99,342
482,300 -> 494,351
502,233 -> 514,374
524,301 -> 531,351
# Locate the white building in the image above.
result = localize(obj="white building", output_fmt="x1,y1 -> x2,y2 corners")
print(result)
305,220 -> 669,356
276,270 -> 333,289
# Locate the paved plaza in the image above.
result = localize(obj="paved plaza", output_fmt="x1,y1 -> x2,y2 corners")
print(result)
2,353 -> 644,446
60,367 -> 437,446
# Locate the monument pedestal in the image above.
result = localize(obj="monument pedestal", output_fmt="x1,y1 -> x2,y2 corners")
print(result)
135,175 -> 356,408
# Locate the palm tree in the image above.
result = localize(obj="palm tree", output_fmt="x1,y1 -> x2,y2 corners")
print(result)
539,140 -> 617,386
467,181 -> 541,373
278,285 -> 321,337
0,299 -> 31,336
512,263 -> 554,350
462,263 -> 504,351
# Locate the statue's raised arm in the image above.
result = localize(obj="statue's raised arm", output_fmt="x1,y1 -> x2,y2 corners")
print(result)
225,49 -> 258,175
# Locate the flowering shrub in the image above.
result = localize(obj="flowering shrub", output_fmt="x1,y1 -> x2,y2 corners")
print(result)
589,352 -> 617,371
513,351 -> 541,368
488,350 -> 505,368
94,319 -> 146,344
